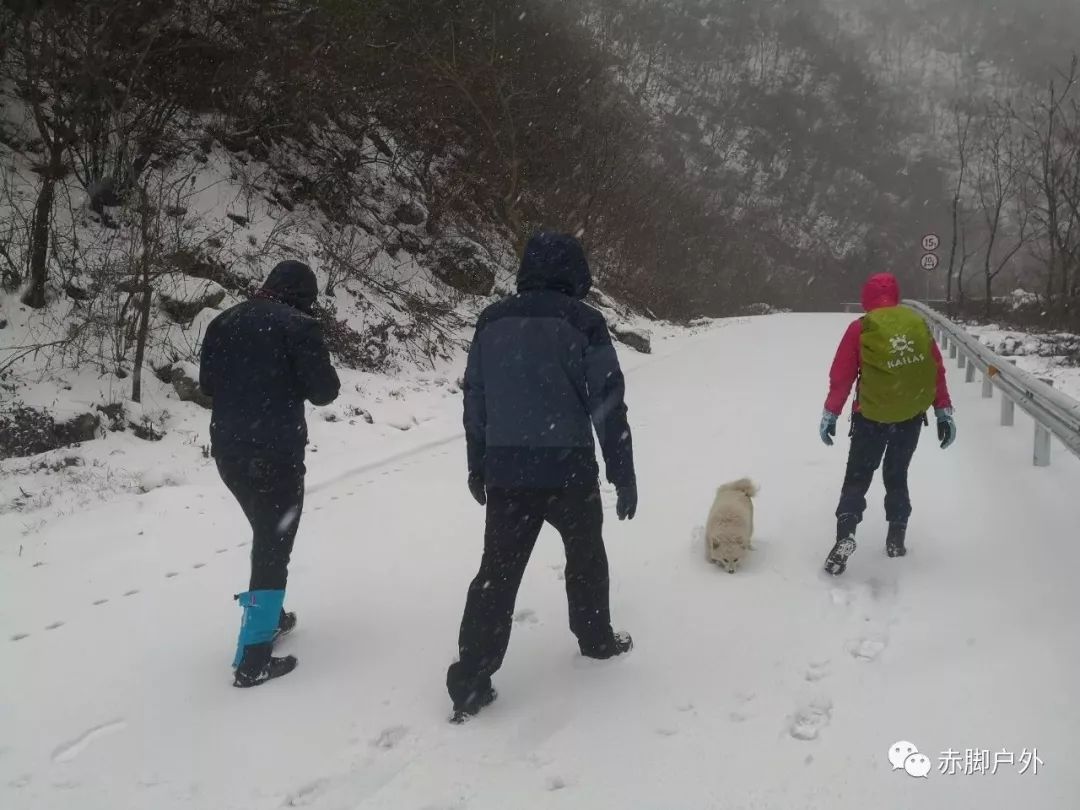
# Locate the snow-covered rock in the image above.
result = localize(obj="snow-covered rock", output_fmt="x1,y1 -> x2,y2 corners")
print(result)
168,362 -> 212,410
611,324 -> 652,354
430,237 -> 497,296
394,200 -> 428,227
156,275 -> 227,322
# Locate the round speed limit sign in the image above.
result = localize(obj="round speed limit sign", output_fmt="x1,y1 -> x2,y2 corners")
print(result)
921,234 -> 940,252
920,252 -> 940,271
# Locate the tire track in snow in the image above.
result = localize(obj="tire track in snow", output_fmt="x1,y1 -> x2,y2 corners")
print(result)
51,720 -> 127,763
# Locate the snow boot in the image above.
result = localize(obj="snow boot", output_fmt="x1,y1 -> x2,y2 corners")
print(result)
233,642 -> 298,688
886,522 -> 907,558
824,515 -> 858,576
580,631 -> 634,660
274,609 -> 297,642
232,589 -> 297,685
450,687 -> 498,725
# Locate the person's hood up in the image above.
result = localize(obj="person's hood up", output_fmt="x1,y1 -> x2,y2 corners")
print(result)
260,260 -> 318,314
861,272 -> 900,312
516,232 -> 592,299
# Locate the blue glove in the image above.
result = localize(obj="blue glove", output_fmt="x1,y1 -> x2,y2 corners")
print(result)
936,407 -> 956,449
819,410 -> 838,446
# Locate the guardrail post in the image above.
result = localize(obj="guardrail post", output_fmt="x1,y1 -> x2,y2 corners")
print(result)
958,351 -> 967,370
1034,378 -> 1055,467
949,340 -> 958,359
965,358 -> 977,383
1001,359 -> 1017,426
981,369 -> 994,398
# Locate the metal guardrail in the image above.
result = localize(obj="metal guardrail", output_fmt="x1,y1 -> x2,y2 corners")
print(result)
903,299 -> 1080,466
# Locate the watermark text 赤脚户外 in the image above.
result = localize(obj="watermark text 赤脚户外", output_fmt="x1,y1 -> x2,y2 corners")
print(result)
889,741 -> 1043,779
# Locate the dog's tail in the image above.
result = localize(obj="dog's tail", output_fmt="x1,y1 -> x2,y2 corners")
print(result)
720,477 -> 759,498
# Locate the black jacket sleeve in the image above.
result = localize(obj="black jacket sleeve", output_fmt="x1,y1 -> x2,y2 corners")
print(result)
462,323 -> 487,478
583,313 -> 635,488
198,317 -> 219,398
288,316 -> 340,406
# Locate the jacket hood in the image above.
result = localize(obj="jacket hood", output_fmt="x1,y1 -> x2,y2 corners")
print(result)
261,260 -> 318,313
861,272 -> 900,312
516,232 -> 592,299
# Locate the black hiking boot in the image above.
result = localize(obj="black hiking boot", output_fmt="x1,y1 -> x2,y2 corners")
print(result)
274,609 -> 297,642
886,523 -> 908,558
580,631 -> 634,660
824,515 -> 858,576
450,687 -> 498,725
233,642 -> 298,688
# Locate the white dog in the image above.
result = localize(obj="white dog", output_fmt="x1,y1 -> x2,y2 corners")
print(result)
705,478 -> 758,573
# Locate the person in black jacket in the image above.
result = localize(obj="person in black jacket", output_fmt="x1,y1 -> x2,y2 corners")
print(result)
446,231 -> 638,722
199,260 -> 340,687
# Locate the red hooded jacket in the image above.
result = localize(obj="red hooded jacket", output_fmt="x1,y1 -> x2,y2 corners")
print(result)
824,273 -> 952,416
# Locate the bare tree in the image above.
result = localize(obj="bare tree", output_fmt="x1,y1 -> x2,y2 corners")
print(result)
975,108 -> 1035,316
1014,56 -> 1080,310
946,102 -> 976,312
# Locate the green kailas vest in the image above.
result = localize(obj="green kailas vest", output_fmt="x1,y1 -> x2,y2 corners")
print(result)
857,306 -> 937,424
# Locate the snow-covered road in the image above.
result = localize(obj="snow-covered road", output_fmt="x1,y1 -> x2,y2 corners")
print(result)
4,314 -> 1079,809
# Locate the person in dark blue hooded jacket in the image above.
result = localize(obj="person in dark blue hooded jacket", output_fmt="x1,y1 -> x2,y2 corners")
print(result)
446,231 -> 637,722
200,260 -> 340,687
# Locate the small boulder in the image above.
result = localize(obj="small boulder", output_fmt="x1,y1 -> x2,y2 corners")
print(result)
394,200 -> 428,227
611,325 -> 652,354
430,237 -> 496,296
65,275 -> 93,301
156,274 -> 227,322
169,362 -> 212,409
56,412 -> 100,445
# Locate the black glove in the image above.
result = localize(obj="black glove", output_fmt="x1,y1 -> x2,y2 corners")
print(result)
616,484 -> 637,521
467,473 -> 486,506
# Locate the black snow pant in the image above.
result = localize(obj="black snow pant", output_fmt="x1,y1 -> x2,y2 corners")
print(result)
446,485 -> 615,708
215,454 -> 305,592
836,413 -> 924,526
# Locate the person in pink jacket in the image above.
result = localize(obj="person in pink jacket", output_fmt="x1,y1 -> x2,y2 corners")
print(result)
819,273 -> 956,575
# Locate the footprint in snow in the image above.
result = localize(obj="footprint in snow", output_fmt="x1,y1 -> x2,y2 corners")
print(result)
545,775 -> 568,792
215,548 -> 228,554
829,587 -> 854,608
92,598 -> 109,606
192,563 -> 206,569
11,633 -> 29,642
846,636 -> 888,662
165,572 -> 179,578
805,660 -> 832,682
123,589 -> 139,597
45,621 -> 64,631
787,697 -> 833,741
371,725 -> 409,751
282,778 -> 329,807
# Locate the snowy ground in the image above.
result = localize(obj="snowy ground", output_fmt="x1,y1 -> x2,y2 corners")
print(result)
4,313 -> 1080,809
